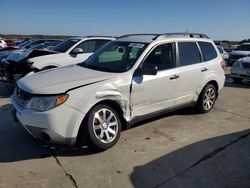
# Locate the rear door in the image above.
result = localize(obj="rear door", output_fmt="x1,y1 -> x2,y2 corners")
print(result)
175,41 -> 206,105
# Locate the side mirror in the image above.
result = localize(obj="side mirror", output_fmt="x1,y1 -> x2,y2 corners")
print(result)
140,64 -> 158,75
71,48 -> 84,54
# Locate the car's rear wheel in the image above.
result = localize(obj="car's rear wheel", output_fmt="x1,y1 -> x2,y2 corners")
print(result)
196,84 -> 217,113
85,104 -> 121,151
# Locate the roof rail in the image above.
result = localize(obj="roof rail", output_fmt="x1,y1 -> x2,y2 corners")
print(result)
153,33 -> 209,40
73,35 -> 116,39
117,33 -> 158,39
85,35 -> 117,38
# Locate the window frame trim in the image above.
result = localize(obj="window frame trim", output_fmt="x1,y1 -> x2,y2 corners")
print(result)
138,41 -> 177,72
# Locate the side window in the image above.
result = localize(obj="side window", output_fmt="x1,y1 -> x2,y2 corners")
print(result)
95,40 -> 111,50
144,43 -> 175,71
178,42 -> 201,66
75,40 -> 97,53
198,42 -> 218,61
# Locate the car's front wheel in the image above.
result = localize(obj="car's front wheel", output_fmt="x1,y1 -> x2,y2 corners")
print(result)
85,104 -> 121,151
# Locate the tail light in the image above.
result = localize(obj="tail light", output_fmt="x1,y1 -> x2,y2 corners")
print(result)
220,60 -> 226,71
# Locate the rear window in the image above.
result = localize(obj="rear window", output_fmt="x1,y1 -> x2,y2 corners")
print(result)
198,42 -> 217,61
178,42 -> 201,66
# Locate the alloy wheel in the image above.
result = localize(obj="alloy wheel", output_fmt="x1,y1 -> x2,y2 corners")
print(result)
92,108 -> 119,144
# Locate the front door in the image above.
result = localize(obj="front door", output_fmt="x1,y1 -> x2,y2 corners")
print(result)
131,43 -> 180,118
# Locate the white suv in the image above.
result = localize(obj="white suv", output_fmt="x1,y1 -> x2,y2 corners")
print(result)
25,36 -> 115,72
0,39 -> 7,48
11,33 -> 225,151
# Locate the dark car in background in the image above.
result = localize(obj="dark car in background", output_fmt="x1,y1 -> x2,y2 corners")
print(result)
0,40 -> 62,82
228,43 -> 250,66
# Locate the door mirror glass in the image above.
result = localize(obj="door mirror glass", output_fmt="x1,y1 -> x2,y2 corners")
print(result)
71,47 -> 84,54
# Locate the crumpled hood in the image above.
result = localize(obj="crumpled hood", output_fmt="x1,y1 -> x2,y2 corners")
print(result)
7,50 -> 29,62
230,50 -> 250,56
17,65 -> 116,94
6,49 -> 58,63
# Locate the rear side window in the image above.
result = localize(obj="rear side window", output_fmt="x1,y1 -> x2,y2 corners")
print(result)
178,42 -> 201,66
198,42 -> 217,61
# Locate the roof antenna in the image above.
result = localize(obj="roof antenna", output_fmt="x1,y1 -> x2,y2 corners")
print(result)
185,29 -> 188,35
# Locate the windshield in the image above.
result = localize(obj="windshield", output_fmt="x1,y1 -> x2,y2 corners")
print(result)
79,41 -> 148,73
18,40 -> 32,48
236,44 -> 250,51
51,39 -> 80,53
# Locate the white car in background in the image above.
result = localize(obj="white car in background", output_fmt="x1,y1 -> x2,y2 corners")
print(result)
217,45 -> 229,61
0,40 -> 7,48
231,57 -> 250,83
26,36 -> 115,72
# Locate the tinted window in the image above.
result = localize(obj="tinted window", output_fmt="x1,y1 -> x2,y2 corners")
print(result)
96,40 -> 111,50
144,43 -> 175,71
75,40 -> 97,53
51,39 -> 80,53
199,42 -> 217,61
178,42 -> 201,66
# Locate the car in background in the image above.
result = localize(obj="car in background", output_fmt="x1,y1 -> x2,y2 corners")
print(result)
0,40 -> 62,82
24,36 -> 114,73
10,33 -> 225,151
4,40 -> 15,47
0,40 -> 7,48
217,45 -> 229,62
228,43 -> 250,66
230,57 -> 250,83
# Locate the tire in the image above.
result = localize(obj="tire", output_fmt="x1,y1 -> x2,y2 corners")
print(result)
82,104 -> 121,151
196,84 -> 217,113
232,77 -> 242,84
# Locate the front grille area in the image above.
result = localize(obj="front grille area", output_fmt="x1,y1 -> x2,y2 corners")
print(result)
13,87 -> 32,108
242,62 -> 250,69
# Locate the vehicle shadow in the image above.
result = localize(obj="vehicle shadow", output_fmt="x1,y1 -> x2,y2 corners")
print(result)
130,129 -> 250,188
130,106 -> 197,129
0,104 -> 95,163
0,103 -> 199,163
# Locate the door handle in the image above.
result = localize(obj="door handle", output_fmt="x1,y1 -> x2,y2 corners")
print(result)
201,68 -> 208,72
170,74 -> 179,80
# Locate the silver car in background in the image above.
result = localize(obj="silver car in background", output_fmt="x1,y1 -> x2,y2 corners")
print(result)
231,57 -> 250,83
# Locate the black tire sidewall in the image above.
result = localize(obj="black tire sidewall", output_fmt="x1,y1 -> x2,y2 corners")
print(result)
86,104 -> 121,151
197,84 -> 217,113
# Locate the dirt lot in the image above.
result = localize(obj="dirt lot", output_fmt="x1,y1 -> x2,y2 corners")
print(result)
0,75 -> 250,188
